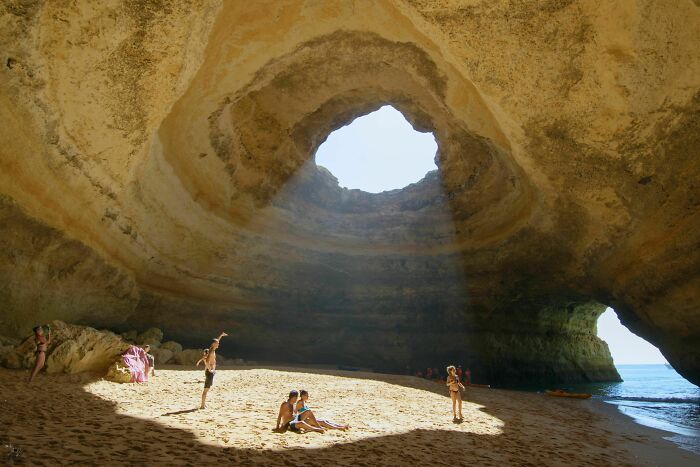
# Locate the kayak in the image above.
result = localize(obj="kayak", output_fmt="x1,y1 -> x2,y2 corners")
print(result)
467,383 -> 490,388
545,390 -> 592,399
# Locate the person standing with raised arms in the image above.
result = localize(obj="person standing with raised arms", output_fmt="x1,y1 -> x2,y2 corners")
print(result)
199,331 -> 227,409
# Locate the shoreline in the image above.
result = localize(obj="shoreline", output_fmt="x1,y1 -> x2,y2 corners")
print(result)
1,365 -> 697,465
586,397 -> 697,464
602,399 -> 700,455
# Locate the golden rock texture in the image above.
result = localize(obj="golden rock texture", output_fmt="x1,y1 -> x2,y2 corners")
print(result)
0,320 -> 129,373
0,1 -> 698,385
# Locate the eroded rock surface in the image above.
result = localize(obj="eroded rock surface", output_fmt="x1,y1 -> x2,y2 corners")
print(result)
0,1 -> 698,385
0,321 -> 205,376
0,321 -> 129,374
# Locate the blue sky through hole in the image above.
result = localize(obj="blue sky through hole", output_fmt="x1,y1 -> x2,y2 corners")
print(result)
314,106 -> 666,366
314,105 -> 437,193
598,307 -> 667,365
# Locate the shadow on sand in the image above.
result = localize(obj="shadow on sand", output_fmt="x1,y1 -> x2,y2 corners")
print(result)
162,408 -> 200,416
0,366 -> 635,465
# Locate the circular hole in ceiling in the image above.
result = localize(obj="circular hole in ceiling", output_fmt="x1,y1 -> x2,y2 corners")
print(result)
315,105 -> 438,193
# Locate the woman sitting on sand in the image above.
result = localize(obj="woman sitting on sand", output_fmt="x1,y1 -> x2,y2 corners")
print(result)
446,365 -> 465,421
28,324 -> 51,383
275,390 -> 324,433
293,390 -> 349,432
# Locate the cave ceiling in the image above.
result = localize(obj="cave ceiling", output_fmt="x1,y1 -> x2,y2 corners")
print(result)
0,0 -> 698,385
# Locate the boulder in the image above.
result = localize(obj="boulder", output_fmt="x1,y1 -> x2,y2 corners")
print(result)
150,347 -> 173,365
120,330 -> 138,342
0,344 -> 22,369
217,356 -> 239,366
135,327 -> 163,346
105,359 -> 134,384
0,335 -> 19,346
171,348 -> 204,366
159,341 -> 183,353
0,320 -> 129,374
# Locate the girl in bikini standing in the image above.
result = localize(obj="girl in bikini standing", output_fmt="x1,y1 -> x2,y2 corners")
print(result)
446,365 -> 465,421
29,325 -> 51,383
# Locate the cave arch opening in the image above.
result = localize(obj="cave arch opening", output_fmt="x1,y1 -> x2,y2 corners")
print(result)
596,307 -> 668,366
314,105 -> 438,193
593,307 -> 699,444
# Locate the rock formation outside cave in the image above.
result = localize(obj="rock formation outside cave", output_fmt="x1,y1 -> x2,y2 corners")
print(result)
0,1 -> 698,387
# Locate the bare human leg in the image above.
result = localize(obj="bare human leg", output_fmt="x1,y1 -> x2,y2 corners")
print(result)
297,421 -> 325,433
201,388 -> 209,409
28,351 -> 46,383
299,411 -> 329,431
299,411 -> 318,425
317,419 -> 349,431
450,391 -> 458,420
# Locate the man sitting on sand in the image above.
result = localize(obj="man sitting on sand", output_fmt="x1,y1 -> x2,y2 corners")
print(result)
199,331 -> 227,409
275,390 -> 324,433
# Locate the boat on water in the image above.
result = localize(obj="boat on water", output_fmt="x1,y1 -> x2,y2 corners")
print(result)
545,389 -> 592,399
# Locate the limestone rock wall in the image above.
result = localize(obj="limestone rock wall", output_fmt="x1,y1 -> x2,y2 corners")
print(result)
0,1 -> 698,385
0,195 -> 138,335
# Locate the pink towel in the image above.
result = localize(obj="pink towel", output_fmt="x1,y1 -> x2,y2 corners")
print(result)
122,345 -> 150,383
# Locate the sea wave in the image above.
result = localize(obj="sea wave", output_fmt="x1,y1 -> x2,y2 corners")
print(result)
604,396 -> 700,404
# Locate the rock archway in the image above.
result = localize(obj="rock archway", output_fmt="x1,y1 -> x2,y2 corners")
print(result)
0,1 -> 698,386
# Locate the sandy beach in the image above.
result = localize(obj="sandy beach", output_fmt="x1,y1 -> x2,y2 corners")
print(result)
1,365 -> 696,466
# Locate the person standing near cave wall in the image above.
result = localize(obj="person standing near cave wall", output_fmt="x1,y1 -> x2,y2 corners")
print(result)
199,331 -> 227,409
446,365 -> 465,422
28,324 -> 51,383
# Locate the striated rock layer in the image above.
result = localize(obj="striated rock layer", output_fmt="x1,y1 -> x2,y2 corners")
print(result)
0,1 -> 698,385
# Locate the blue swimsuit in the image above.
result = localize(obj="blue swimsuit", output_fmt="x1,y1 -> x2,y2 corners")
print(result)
290,403 -> 309,430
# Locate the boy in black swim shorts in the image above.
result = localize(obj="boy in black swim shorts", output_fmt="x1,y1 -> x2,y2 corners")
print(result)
200,331 -> 227,409
204,367 -> 215,388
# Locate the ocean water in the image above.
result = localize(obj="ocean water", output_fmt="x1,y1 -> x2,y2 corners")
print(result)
573,364 -> 700,455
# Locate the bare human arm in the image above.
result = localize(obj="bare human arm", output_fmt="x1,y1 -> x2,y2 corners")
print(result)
276,403 -> 284,429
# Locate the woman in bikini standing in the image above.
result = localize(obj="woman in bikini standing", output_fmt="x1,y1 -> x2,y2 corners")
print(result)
446,365 -> 465,421
28,325 -> 51,383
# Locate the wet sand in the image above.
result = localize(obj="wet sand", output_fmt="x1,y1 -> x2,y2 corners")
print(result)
1,366 -> 696,466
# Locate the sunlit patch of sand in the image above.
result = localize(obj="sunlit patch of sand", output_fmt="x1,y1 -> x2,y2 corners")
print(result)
2,366 -> 695,465
85,368 -> 503,450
